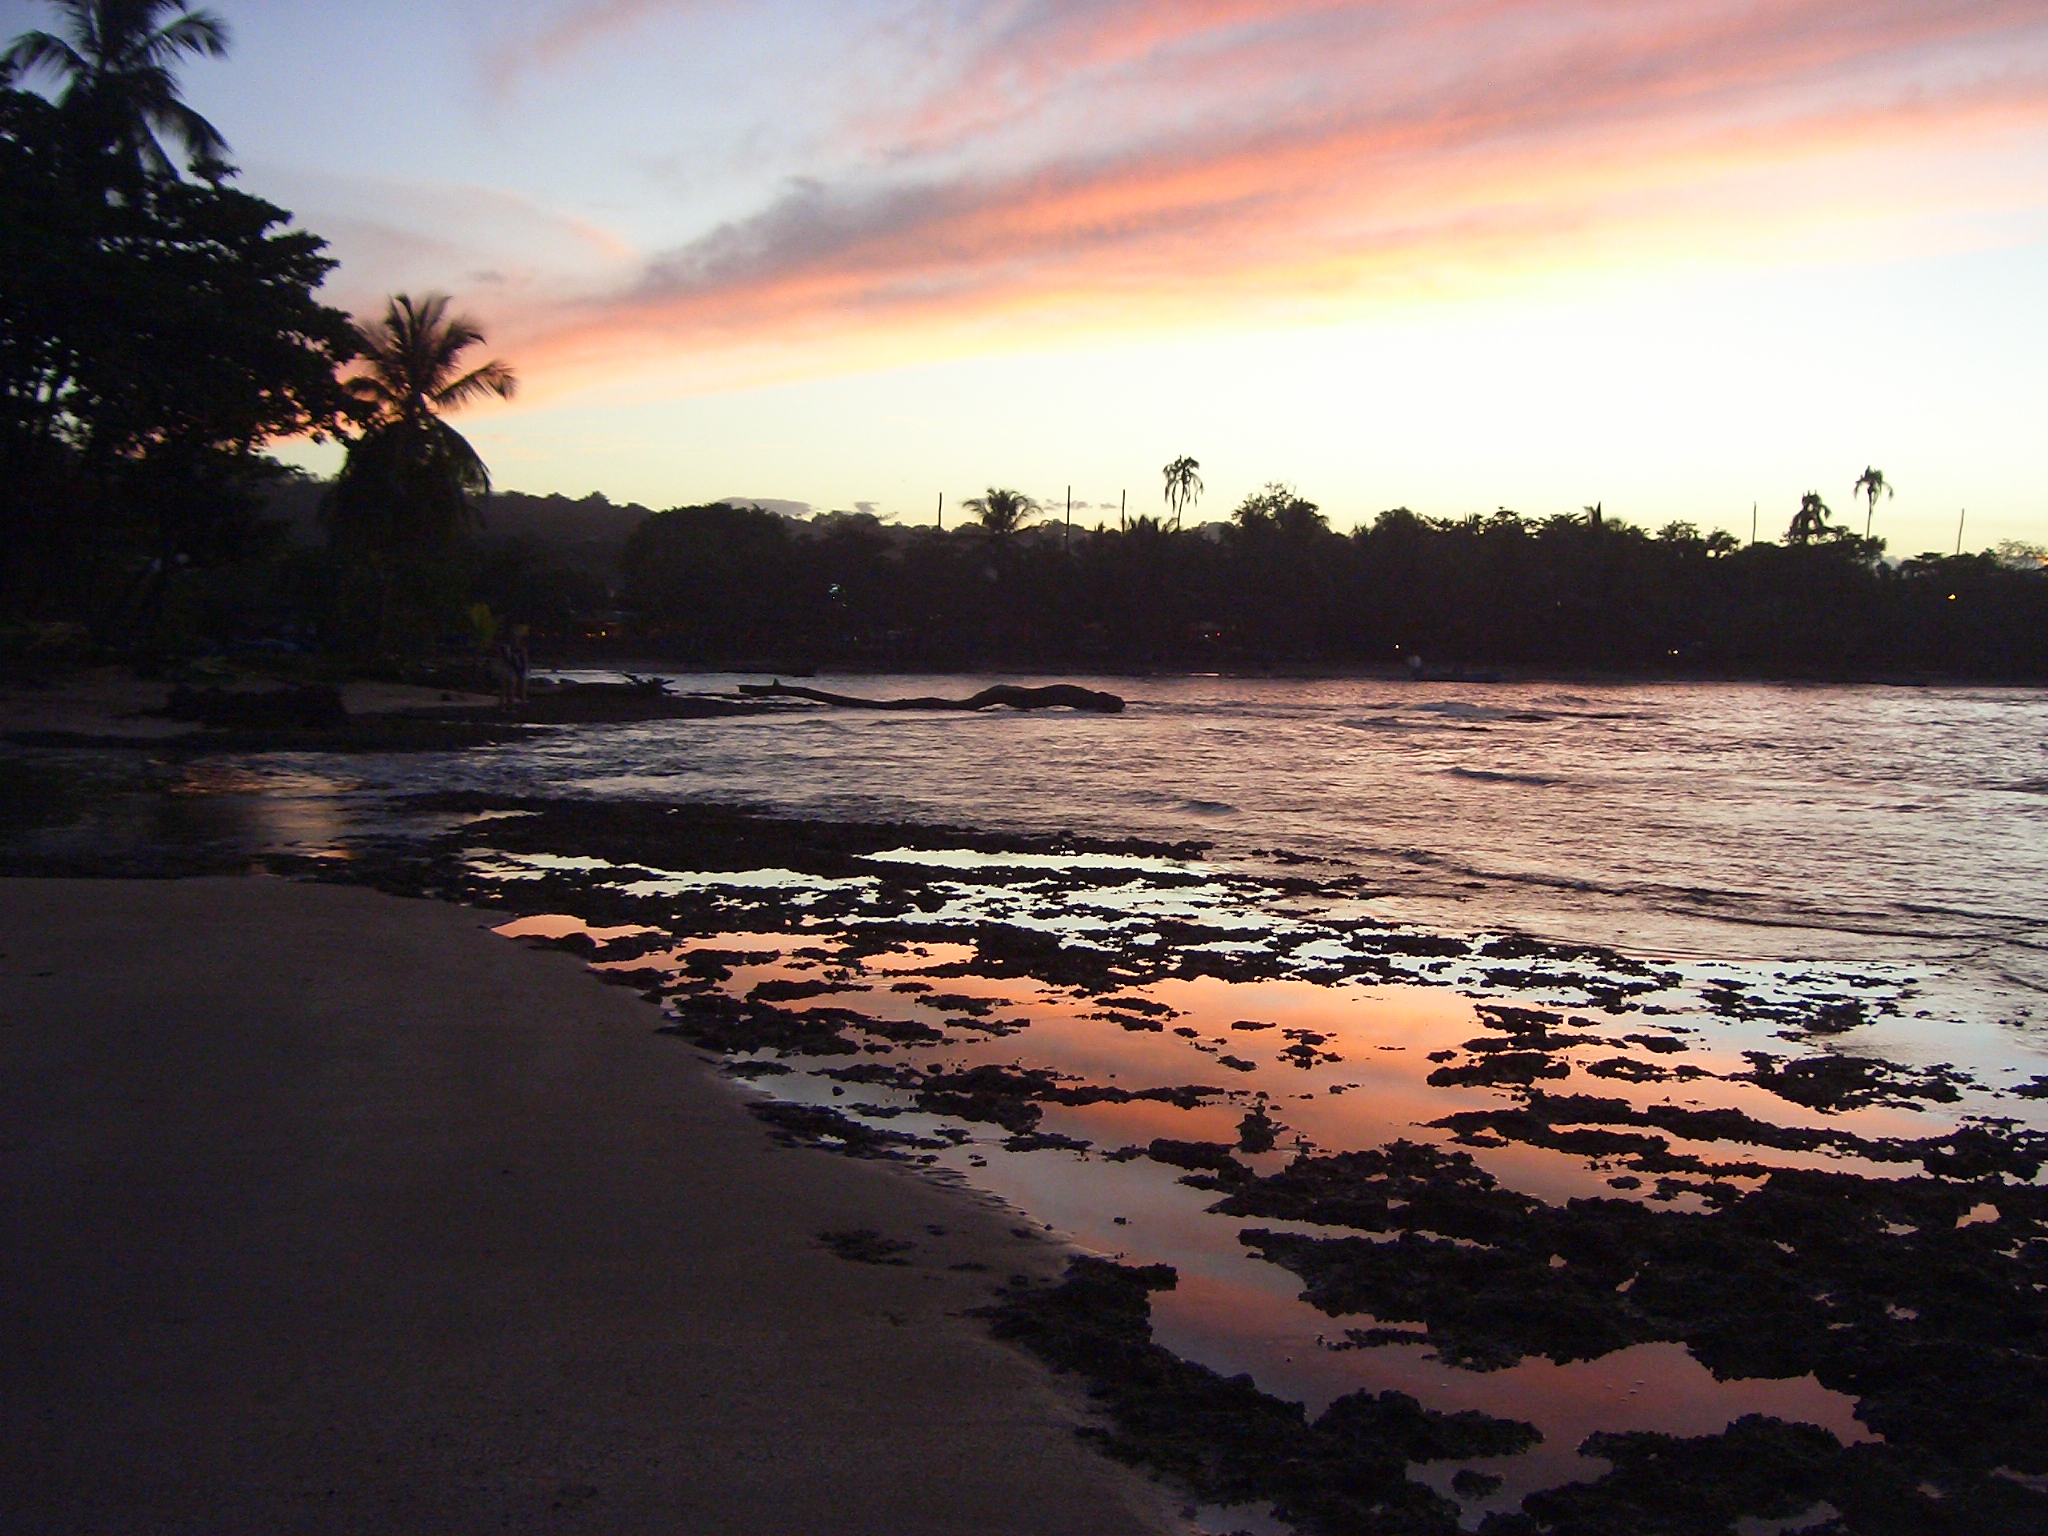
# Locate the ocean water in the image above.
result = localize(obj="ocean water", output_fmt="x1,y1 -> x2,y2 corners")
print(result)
37,673 -> 2042,1004
449,674 -> 2048,1010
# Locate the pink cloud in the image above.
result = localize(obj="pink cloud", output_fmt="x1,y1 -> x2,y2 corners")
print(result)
483,0 -> 2048,392
484,0 -> 722,93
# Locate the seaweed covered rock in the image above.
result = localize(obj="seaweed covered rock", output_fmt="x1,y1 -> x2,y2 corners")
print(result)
657,992 -> 865,1056
747,1100 -> 945,1157
1496,1415 -> 2048,1536
1426,1051 -> 1571,1088
1250,1227 -> 1653,1372
1738,1051 -> 1965,1112
1318,1390 -> 1540,1463
914,1064 -> 1050,1134
984,1258 -> 1539,1536
1145,1139 -> 1251,1186
1213,1140 -> 1542,1243
1432,1090 -> 2048,1182
1234,1143 -> 2048,1510
1237,1104 -> 1281,1153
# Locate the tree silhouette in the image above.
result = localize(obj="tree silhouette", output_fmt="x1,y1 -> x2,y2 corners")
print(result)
961,487 -> 1038,537
3,0 -> 231,181
1162,455 -> 1202,530
1787,491 -> 1833,545
1584,501 -> 1603,529
325,294 -> 515,564
1233,482 -> 1327,538
1852,467 -> 1893,539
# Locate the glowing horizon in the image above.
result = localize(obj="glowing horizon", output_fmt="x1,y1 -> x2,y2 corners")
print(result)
6,0 -> 2044,549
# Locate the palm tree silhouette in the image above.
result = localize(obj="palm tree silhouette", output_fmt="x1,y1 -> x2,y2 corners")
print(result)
1852,467 -> 1893,539
326,294 -> 516,561
1162,456 -> 1202,531
961,488 -> 1038,537
1787,491 -> 1833,545
3,0 -> 232,180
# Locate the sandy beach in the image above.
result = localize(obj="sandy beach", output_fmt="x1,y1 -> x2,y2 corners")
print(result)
0,876 -> 1178,1535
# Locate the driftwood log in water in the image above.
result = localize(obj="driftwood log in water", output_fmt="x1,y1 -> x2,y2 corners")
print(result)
738,682 -> 1125,714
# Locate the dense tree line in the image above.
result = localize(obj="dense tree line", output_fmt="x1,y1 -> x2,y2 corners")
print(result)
618,496 -> 2048,678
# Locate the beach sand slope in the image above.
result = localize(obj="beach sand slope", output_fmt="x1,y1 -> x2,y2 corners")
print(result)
0,877 -> 1176,1536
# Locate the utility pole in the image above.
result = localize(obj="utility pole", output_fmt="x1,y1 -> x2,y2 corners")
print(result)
937,492 -> 943,531
1120,489 -> 1126,531
1065,485 -> 1072,550
1751,502 -> 1757,545
1956,508 -> 1966,557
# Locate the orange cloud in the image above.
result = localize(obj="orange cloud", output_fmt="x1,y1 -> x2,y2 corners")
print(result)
478,0 -> 2048,398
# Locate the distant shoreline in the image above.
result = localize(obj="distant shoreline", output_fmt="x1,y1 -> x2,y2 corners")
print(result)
528,656 -> 2048,688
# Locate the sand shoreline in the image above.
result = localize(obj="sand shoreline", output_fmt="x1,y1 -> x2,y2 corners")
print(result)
0,875 -> 1179,1535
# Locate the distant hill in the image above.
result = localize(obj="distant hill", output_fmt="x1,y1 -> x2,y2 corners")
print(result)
478,491 -> 657,574
260,482 -> 656,575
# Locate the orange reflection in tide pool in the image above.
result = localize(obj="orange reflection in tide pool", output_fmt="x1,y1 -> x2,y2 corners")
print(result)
495,918 -> 1894,1522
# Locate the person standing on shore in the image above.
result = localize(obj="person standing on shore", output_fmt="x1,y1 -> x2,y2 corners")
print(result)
508,626 -> 529,704
488,627 -> 529,708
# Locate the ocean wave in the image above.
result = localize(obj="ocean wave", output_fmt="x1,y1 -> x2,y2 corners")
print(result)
1409,701 -> 1546,722
1447,767 -> 1565,787
1335,715 -> 1495,734
1126,789 -> 1239,816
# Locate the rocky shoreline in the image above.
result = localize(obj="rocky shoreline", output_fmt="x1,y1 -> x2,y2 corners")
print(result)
4,748 -> 2046,1532
317,794 -> 2048,1534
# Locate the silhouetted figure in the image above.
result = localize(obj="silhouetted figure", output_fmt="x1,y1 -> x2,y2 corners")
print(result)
488,628 -> 529,708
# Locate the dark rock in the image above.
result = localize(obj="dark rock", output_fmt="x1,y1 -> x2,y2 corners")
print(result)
818,1228 -> 915,1264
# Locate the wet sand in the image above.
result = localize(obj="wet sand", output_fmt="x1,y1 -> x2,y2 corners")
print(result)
0,877 -> 1177,1536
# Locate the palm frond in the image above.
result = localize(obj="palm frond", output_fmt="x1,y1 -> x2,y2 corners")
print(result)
155,96 -> 228,167
151,8 -> 230,64
129,118 -> 174,177
50,1 -> 100,54
428,324 -> 489,378
431,359 -> 516,410
343,372 -> 402,410
430,417 -> 494,498
1,30 -> 88,82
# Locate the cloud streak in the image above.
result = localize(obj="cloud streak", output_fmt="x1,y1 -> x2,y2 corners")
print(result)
489,0 -> 2048,391
485,0 -> 721,93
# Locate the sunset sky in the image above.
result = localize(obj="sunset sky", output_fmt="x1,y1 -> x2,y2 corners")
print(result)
10,0 -> 2045,549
